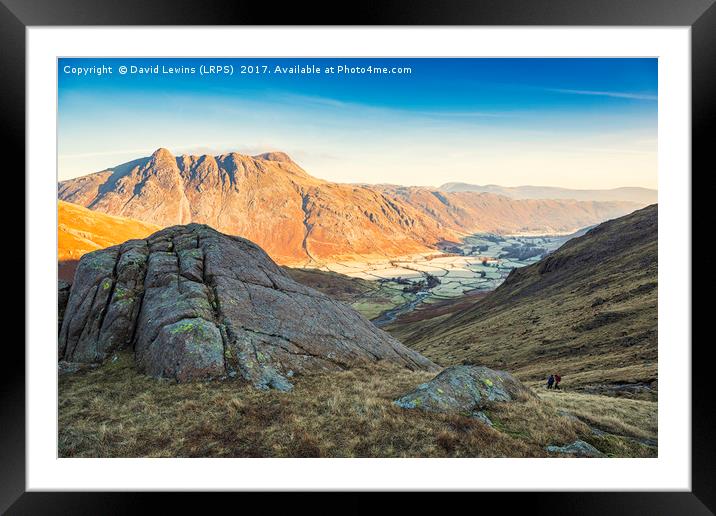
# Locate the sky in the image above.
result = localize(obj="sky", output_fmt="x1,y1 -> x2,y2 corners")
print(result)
58,58 -> 657,189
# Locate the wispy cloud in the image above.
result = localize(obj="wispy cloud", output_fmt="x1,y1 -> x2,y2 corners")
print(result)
548,88 -> 657,101
272,92 -> 351,109
271,93 -> 518,119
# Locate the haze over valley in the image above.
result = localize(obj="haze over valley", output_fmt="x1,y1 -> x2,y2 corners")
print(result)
439,183 -> 657,204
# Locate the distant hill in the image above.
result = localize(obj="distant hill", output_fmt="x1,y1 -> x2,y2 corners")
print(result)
58,200 -> 160,281
439,183 -> 657,205
387,205 -> 658,392
58,148 -> 642,265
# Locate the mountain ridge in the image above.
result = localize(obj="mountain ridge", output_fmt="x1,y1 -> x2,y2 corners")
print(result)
439,182 -> 656,204
59,148 -> 644,265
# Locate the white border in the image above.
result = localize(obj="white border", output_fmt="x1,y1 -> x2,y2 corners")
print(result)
27,27 -> 691,491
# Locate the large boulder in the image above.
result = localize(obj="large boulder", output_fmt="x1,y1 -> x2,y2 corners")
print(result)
394,365 -> 535,415
59,224 -> 438,389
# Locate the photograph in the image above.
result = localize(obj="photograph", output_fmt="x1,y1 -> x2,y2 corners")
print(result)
56,57 -> 659,459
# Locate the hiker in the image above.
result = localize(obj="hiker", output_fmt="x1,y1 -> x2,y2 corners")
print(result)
546,374 -> 554,389
554,373 -> 562,390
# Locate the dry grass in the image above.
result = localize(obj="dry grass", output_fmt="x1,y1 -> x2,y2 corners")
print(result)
60,353 -> 604,458
538,389 -> 657,442
388,206 -> 657,390
283,267 -> 407,320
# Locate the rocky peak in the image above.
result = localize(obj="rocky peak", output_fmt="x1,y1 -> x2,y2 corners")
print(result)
58,148 -> 641,266
151,147 -> 176,162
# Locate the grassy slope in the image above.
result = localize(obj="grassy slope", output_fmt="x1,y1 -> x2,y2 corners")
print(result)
282,268 -> 376,304
57,206 -> 658,458
538,389 -> 657,443
58,200 -> 160,280
283,267 -> 409,320
387,205 -> 657,390
58,352 -> 654,458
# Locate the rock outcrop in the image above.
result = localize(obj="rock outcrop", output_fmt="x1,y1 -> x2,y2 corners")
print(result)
394,365 -> 535,415
59,224 -> 438,389
545,440 -> 605,458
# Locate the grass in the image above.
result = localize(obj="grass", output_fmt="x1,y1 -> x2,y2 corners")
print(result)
538,389 -> 657,442
387,206 -> 658,390
58,200 -> 160,281
58,207 -> 658,458
283,267 -> 414,320
59,352 -> 615,458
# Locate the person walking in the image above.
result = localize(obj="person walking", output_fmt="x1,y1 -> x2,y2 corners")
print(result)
546,374 -> 554,389
554,373 -> 562,390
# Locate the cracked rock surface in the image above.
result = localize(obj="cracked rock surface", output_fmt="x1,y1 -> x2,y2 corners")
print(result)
59,224 -> 439,389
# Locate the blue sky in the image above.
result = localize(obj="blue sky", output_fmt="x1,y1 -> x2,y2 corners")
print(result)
58,58 -> 657,189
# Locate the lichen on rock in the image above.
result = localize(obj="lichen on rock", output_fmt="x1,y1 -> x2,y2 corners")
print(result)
59,224 -> 438,389
394,364 -> 535,416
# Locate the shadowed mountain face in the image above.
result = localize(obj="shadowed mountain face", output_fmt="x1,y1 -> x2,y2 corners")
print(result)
388,205 -> 657,390
439,182 -> 657,205
59,224 -> 438,390
59,148 -> 642,265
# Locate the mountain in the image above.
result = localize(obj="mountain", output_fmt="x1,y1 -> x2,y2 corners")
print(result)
439,183 -> 657,205
59,148 -> 642,265
387,205 -> 657,392
376,185 -> 637,236
58,200 -> 160,281
59,224 -> 438,390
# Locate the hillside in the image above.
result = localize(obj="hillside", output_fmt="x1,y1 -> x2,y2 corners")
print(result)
377,185 -> 634,236
439,183 -> 657,205
59,351 -> 656,458
283,267 -> 418,320
57,214 -> 658,458
58,148 -> 641,265
387,205 -> 658,394
58,200 -> 160,281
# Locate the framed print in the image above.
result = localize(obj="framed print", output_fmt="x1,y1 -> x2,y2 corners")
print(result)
5,0 -> 712,512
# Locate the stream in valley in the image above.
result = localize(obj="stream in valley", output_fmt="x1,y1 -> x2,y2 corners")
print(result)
320,229 -> 589,325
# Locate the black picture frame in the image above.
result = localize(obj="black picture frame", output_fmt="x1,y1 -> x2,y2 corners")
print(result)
5,0 -> 711,513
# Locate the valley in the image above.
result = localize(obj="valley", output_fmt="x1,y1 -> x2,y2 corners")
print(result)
387,205 -> 658,397
303,228 -> 587,324
53,56 -> 662,463
55,154 -> 658,460
56,203 -> 658,459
